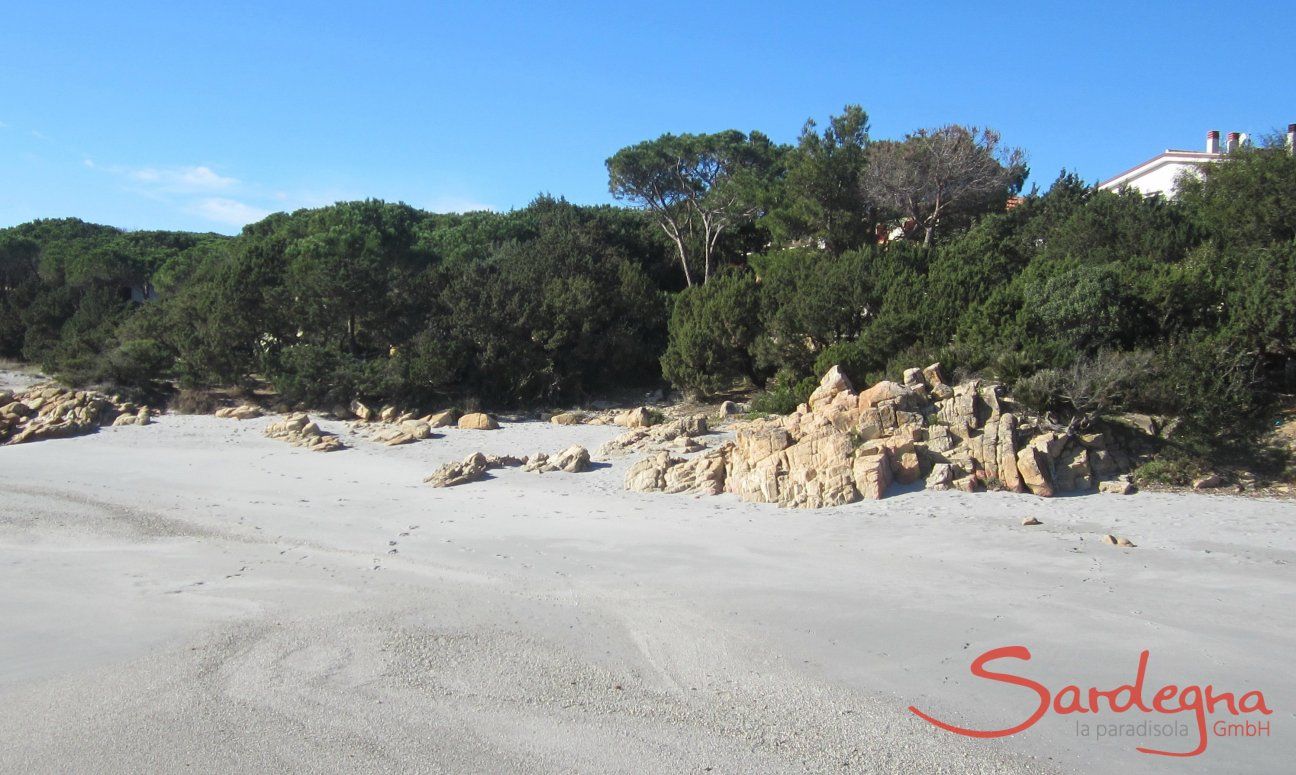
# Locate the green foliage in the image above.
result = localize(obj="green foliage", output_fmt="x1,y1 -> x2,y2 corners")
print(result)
750,247 -> 875,375
660,270 -> 761,396
766,104 -> 873,254
607,130 -> 783,286
425,219 -> 668,405
265,343 -> 365,407
1012,350 -> 1158,425
749,369 -> 816,415
102,338 -> 173,388
1017,262 -> 1147,354
1178,144 -> 1296,247
1133,456 -> 1205,487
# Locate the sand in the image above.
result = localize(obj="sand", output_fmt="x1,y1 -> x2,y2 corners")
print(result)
0,405 -> 1292,773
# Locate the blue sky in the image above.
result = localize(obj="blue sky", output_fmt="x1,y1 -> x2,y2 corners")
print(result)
2,1 -> 1292,234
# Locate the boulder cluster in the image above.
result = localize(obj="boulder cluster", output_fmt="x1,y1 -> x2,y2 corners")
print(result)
424,452 -> 502,487
347,401 -> 499,442
550,405 -> 693,428
598,415 -> 710,457
0,384 -> 151,445
264,413 -> 345,452
523,444 -> 591,474
627,365 -> 1142,508
549,411 -> 587,426
366,420 -> 436,446
626,448 -> 727,496
425,445 -> 591,487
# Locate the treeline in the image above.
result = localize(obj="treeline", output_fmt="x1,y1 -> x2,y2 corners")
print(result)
0,197 -> 673,407
1,106 -> 1294,466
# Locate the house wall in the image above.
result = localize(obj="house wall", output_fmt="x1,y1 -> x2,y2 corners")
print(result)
1098,155 -> 1214,198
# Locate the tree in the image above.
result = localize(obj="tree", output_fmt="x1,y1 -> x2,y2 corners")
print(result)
0,235 -> 40,291
863,125 -> 1027,245
607,131 -> 782,286
423,217 -> 667,405
284,200 -> 423,355
769,104 -> 873,254
1178,142 -> 1296,248
750,248 -> 876,376
660,270 -> 762,395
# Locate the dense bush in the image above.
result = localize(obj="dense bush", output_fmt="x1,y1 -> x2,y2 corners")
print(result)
660,270 -> 761,396
748,369 -> 817,415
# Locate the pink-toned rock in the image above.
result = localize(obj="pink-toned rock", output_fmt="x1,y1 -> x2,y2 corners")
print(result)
852,447 -> 892,499
857,380 -> 913,409
426,409 -> 459,428
807,366 -> 854,411
613,406 -> 660,428
1015,446 -> 1054,497
616,365 -> 1137,510
627,448 -> 727,496
1099,480 -> 1137,495
458,412 -> 499,430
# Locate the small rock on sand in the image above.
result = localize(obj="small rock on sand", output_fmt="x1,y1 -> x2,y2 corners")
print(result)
1193,474 -> 1225,490
458,412 -> 499,431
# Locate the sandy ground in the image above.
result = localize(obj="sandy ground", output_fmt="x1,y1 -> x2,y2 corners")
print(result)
0,403 -> 1292,773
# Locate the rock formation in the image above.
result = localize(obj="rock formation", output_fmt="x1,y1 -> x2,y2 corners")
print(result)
359,418 -> 436,447
523,445 -> 591,474
625,365 -> 1144,508
549,411 -> 587,426
264,413 -> 345,452
214,404 -> 263,420
457,412 -> 500,430
426,409 -> 459,428
425,452 -> 528,487
612,407 -> 657,428
0,384 -> 150,445
599,415 -> 709,457
425,452 -> 492,487
624,448 -> 728,496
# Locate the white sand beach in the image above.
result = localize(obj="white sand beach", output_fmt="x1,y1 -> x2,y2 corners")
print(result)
1,409 -> 1292,774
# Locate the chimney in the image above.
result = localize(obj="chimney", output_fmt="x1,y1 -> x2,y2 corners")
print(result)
1287,124 -> 1295,155
1226,132 -> 1240,153
1206,130 -> 1220,154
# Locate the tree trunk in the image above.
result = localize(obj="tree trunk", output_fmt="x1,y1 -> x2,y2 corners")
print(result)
676,237 -> 693,287
659,221 -> 692,287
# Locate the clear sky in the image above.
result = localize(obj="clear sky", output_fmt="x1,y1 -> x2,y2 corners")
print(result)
2,1 -> 1292,234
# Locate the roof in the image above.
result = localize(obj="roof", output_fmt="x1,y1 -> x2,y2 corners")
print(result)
1098,150 -> 1221,190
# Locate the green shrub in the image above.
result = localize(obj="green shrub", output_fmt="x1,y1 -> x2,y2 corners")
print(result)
1012,350 -> 1158,427
103,338 -> 173,388
266,343 -> 358,407
749,369 -> 816,415
1133,457 -> 1205,487
169,388 -> 222,415
661,270 -> 761,396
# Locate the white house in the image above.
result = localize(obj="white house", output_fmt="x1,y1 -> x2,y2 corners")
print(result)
1100,125 -> 1296,198
1098,130 -> 1229,197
